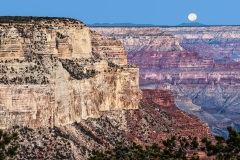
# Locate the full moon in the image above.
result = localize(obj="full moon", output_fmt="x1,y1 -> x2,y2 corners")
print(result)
188,13 -> 197,21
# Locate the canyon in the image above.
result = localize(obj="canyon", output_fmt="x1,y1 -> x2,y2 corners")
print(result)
93,26 -> 240,137
0,17 -> 213,159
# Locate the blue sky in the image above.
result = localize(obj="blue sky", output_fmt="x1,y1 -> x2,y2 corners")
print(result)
0,0 -> 240,25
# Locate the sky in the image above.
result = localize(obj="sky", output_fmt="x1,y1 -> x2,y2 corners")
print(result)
0,0 -> 240,26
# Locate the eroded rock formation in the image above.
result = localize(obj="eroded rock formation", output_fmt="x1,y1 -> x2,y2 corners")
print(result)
12,90 -> 210,159
92,26 -> 240,136
0,17 -> 141,129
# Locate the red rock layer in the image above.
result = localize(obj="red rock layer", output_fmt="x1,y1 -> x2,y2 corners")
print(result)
125,90 -> 211,146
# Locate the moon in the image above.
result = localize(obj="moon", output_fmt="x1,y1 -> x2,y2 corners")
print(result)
188,13 -> 197,21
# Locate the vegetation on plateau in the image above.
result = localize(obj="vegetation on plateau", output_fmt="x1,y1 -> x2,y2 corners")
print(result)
88,126 -> 240,160
201,126 -> 240,159
0,126 -> 239,159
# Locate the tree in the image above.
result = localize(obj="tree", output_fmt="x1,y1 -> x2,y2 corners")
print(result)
88,137 -> 199,160
88,126 -> 240,160
201,126 -> 240,159
0,130 -> 18,160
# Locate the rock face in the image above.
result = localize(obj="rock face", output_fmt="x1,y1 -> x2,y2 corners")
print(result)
0,17 -> 141,129
92,26 -> 240,137
12,90 -> 210,159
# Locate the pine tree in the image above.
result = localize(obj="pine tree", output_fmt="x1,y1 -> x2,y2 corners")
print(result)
0,130 -> 18,160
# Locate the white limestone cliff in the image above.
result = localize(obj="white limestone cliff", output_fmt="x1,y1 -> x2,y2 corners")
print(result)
0,17 -> 141,129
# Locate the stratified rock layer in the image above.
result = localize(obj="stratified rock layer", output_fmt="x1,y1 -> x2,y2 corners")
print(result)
12,90 -> 210,159
0,17 -> 141,129
91,27 -> 183,53
92,26 -> 240,136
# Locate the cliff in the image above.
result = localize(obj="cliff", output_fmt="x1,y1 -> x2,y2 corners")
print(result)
0,17 -> 141,129
13,90 -> 210,159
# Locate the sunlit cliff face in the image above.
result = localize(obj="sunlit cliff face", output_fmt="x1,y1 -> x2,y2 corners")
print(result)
0,17 -> 141,129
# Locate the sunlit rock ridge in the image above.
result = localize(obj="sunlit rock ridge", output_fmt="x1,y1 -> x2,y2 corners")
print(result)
0,17 -> 141,129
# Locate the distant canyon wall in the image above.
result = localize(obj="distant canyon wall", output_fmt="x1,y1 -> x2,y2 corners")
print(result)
92,26 -> 240,136
92,27 -> 240,84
